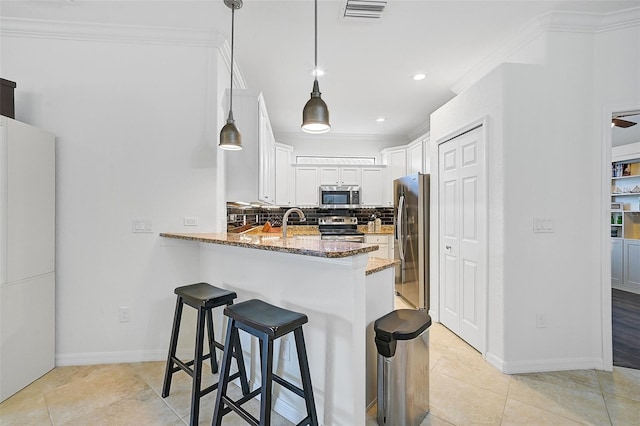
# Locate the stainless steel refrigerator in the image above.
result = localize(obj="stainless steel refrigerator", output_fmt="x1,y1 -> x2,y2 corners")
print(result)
394,173 -> 430,309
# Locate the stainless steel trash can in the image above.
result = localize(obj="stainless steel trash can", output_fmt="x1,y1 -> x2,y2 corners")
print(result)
375,309 -> 431,426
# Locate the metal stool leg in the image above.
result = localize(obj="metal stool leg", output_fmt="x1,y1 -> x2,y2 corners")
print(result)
162,296 -> 184,398
206,308 -> 218,374
189,307 -> 207,426
259,335 -> 274,426
294,327 -> 318,426
212,317 -> 237,426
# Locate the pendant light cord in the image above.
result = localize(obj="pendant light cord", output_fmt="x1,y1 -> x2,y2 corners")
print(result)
314,0 -> 318,82
229,5 -> 235,118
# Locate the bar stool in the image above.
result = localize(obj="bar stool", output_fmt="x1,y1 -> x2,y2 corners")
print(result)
162,282 -> 250,426
212,299 -> 318,426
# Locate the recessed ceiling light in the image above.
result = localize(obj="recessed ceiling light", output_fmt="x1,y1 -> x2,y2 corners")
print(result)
376,117 -> 386,122
412,73 -> 426,81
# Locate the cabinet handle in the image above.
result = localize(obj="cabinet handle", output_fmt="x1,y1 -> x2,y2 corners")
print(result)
445,245 -> 451,250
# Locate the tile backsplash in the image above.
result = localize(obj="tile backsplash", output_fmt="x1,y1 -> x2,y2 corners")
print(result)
227,206 -> 395,230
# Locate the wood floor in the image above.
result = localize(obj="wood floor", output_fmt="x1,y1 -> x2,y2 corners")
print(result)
612,288 -> 640,370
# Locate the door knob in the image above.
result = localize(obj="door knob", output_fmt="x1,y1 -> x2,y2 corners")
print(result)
445,245 -> 451,250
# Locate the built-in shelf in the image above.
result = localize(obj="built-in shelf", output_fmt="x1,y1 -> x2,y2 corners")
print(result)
612,174 -> 640,180
611,193 -> 640,196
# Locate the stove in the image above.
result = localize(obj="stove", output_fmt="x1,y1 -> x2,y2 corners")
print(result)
318,216 -> 365,243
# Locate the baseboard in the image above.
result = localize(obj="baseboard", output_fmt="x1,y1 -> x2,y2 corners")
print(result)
613,283 -> 640,295
485,352 -> 603,374
55,349 -> 169,367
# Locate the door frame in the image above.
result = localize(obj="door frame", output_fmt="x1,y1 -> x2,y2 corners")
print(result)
431,115 -> 489,354
601,104 -> 640,371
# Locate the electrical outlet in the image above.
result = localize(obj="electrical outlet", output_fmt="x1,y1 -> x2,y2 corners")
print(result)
536,312 -> 546,328
119,307 -> 131,323
533,217 -> 554,233
183,216 -> 199,226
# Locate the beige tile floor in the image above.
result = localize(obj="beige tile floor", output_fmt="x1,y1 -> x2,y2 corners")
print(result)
1,297 -> 639,426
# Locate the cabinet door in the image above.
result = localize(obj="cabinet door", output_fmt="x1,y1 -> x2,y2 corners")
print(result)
340,167 -> 361,186
407,141 -> 423,175
275,145 -> 293,207
623,239 -> 640,291
611,238 -> 623,287
258,97 -> 275,204
361,167 -> 384,206
365,235 -> 390,259
295,167 -> 319,206
384,148 -> 407,206
319,167 -> 340,185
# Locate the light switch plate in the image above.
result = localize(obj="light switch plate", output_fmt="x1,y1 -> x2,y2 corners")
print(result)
533,217 -> 554,233
132,219 -> 152,233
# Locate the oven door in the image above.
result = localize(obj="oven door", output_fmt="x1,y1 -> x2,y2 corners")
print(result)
320,233 -> 365,243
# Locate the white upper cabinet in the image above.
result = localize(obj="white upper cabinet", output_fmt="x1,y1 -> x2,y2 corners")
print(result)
320,166 -> 361,186
381,146 -> 407,206
360,167 -> 385,207
295,167 -> 319,207
225,91 -> 276,204
275,143 -> 294,207
258,95 -> 275,204
407,139 -> 424,175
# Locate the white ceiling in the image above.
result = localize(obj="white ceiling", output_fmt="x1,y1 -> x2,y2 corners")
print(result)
2,0 -> 640,143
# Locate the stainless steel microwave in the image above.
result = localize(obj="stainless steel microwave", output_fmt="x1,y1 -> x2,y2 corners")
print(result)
319,186 -> 361,209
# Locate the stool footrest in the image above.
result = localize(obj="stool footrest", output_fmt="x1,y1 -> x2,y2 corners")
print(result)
272,373 -> 305,399
220,388 -> 262,426
296,417 -> 313,426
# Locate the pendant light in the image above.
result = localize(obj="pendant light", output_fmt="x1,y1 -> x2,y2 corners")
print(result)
219,0 -> 243,150
301,0 -> 330,134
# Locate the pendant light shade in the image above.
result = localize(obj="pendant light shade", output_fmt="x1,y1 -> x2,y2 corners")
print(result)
219,0 -> 243,150
301,0 -> 330,134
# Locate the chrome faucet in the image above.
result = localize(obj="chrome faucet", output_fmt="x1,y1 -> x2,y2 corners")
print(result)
282,208 -> 306,238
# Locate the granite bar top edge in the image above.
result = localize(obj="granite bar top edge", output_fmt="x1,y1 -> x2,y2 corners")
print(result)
160,232 -> 378,259
365,257 -> 400,276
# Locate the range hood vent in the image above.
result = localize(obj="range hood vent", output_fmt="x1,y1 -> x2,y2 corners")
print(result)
342,0 -> 388,21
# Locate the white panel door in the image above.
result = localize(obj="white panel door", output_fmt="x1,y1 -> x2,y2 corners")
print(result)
438,126 -> 486,352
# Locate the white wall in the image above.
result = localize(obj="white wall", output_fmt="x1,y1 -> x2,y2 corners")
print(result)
430,18 -> 640,373
1,20 -> 227,364
276,131 -> 407,164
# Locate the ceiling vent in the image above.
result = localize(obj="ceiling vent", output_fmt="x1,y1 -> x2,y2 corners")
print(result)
342,0 -> 388,21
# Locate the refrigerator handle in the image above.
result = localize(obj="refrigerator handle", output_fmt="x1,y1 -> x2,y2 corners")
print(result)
396,194 -> 405,261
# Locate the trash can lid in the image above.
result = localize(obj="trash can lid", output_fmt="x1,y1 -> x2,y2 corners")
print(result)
374,309 -> 432,342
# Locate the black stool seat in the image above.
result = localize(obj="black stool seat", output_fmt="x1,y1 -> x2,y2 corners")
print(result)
213,299 -> 318,426
162,282 -> 249,426
176,282 -> 237,308
224,299 -> 308,338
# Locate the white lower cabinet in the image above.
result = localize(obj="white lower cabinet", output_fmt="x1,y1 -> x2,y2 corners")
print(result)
624,239 -> 640,291
612,238 -> 640,294
611,238 -> 623,287
365,235 -> 393,259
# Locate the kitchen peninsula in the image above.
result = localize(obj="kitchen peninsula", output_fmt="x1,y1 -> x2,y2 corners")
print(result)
159,232 -> 396,425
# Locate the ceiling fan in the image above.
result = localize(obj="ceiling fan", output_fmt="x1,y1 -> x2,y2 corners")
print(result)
612,113 -> 638,128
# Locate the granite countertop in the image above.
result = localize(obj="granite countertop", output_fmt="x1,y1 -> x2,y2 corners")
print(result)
237,224 -> 394,236
160,232 -> 378,259
365,257 -> 399,275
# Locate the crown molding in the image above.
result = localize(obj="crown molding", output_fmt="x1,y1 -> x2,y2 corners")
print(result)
274,130 -> 409,145
0,17 -> 226,48
451,6 -> 640,95
408,119 -> 430,141
219,39 -> 248,91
